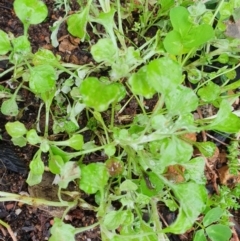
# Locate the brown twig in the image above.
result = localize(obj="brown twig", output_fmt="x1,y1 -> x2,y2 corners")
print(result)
204,158 -> 219,194
0,220 -> 17,241
206,133 -> 228,146
196,107 -> 207,141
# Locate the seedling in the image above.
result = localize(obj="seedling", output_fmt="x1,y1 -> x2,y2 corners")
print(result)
194,207 -> 232,241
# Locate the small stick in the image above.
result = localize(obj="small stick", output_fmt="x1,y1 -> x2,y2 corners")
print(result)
206,133 -> 228,146
0,220 -> 17,241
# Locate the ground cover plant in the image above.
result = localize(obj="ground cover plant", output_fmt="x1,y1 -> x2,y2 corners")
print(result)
0,0 -> 240,240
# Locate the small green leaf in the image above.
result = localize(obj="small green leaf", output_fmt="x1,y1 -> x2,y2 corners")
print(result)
120,179 -> 138,192
198,81 -> 221,102
165,85 -> 198,114
11,36 -> 31,55
203,207 -> 223,227
91,9 -> 116,44
128,65 -> 156,98
79,163 -> 109,194
160,0 -> 174,11
48,155 -> 64,174
29,65 -> 56,95
147,57 -> 182,95
10,36 -> 31,63
104,144 -> 116,157
14,0 -> 48,25
68,134 -> 84,150
150,114 -> 168,130
103,210 -> 134,230
91,38 -> 117,65
50,145 -> 72,162
170,6 -> 192,35
194,142 -> 217,157
118,221 -> 158,241
194,229 -> 207,241
63,121 -> 78,134
1,98 -> 19,116
67,5 -> 89,39
188,2 -> 207,17
182,24 -> 214,50
0,30 -> 12,54
163,30 -> 183,55
26,129 -> 41,145
209,100 -> 240,133
206,224 -> 232,241
59,162 -> 81,189
40,139 -> 50,152
159,136 -> 193,172
49,218 -> 75,241
80,77 -> 126,111
11,137 -> 27,147
183,157 -> 206,184
164,7 -> 214,55
26,171 -> 42,186
217,53 -> 229,64
5,121 -> 27,138
29,152 -> 44,175
33,49 -> 60,66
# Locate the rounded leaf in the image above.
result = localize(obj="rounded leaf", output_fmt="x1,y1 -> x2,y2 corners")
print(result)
5,121 -> 27,138
1,99 -> 18,116
91,38 -> 117,64
79,163 -> 109,194
128,65 -> 156,98
67,6 -> 89,39
49,155 -> 64,174
147,57 -> 182,95
30,154 -> 44,175
0,30 -> 12,55
165,85 -> 199,114
206,224 -> 231,241
14,0 -> 48,25
203,207 -> 223,227
68,134 -> 84,150
29,65 -> 56,94
26,129 -> 41,145
80,77 -> 126,111
33,49 -> 59,66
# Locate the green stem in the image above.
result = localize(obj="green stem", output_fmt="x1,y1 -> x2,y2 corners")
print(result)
195,62 -> 240,91
74,222 -> 100,234
0,191 -> 75,207
44,100 -> 51,137
209,0 -> 225,26
151,198 -> 169,241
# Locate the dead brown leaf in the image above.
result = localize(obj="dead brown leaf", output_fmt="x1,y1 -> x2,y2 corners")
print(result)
225,20 -> 240,39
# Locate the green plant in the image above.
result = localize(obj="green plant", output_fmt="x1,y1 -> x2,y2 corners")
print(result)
194,207 -> 232,241
0,0 -> 240,240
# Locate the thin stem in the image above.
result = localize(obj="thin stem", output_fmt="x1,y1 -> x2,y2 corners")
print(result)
209,0 -> 225,26
74,222 -> 100,234
195,62 -> 240,91
0,191 -> 75,207
44,100 -> 51,137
